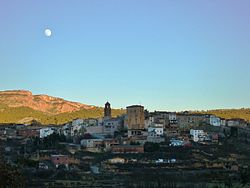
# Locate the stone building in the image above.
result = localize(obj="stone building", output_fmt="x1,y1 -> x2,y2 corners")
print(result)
177,113 -> 209,128
126,105 -> 145,137
104,102 -> 111,119
126,105 -> 144,129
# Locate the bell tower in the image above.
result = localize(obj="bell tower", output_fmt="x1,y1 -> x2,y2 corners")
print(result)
104,101 -> 111,119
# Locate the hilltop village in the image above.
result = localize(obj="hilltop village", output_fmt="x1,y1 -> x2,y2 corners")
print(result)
1,102 -> 250,187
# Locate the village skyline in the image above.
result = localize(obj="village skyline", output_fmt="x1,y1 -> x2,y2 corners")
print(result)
0,89 -> 250,113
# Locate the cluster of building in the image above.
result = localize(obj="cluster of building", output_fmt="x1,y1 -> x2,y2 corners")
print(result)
1,102 -> 250,169
1,103 -> 250,144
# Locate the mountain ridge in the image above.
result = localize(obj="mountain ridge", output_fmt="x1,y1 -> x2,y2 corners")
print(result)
0,90 -> 125,125
0,90 -> 95,115
0,90 -> 250,125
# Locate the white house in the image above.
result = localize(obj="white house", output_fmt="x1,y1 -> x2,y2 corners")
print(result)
144,116 -> 154,129
83,118 -> 98,127
227,119 -> 240,127
103,118 -> 122,136
148,123 -> 164,137
71,123 -> 83,137
220,119 -> 226,126
40,127 -> 55,138
169,139 -> 184,146
85,126 -> 103,134
60,123 -> 71,137
169,112 -> 177,124
210,115 -> 221,126
190,129 -> 205,142
72,119 -> 84,127
97,118 -> 104,126
147,123 -> 165,143
60,121 -> 84,137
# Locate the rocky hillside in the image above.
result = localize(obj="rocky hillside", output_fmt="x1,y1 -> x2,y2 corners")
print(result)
0,90 -> 94,115
0,90 -> 125,125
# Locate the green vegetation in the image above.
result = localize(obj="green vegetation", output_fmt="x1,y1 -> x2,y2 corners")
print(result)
0,158 -> 26,187
144,142 -> 160,152
0,105 -> 125,125
130,141 -> 140,145
17,158 -> 39,168
1,103 -> 249,125
33,133 -> 67,150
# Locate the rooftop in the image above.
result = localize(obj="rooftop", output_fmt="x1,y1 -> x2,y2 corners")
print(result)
126,105 -> 144,108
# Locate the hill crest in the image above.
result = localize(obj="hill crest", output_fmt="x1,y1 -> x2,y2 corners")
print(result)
0,90 -> 95,115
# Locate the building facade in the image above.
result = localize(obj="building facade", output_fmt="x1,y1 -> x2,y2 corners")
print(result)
190,129 -> 205,142
104,102 -> 111,119
210,115 -> 221,126
51,155 -> 69,168
148,123 -> 164,137
40,127 -> 55,138
126,105 -> 145,130
103,117 -> 122,136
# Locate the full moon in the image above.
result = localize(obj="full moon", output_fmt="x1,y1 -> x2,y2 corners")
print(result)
44,29 -> 52,37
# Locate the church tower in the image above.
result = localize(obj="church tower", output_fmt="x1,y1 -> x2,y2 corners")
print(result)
104,101 -> 111,119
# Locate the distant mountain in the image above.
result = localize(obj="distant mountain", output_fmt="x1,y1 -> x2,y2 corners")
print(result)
0,90 -> 125,125
0,90 -> 95,114
1,90 -> 249,125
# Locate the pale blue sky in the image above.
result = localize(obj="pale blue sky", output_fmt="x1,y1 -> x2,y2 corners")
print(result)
0,1 -> 250,111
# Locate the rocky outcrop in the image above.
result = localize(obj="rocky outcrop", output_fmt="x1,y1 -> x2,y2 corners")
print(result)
0,90 -> 95,115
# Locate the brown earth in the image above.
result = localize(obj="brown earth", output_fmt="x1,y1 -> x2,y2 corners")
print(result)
0,90 -> 95,115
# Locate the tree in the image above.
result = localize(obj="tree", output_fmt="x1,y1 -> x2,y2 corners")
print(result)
144,142 -> 160,152
0,159 -> 25,187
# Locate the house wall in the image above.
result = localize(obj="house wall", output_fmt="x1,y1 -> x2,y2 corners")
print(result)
126,105 -> 145,130
210,115 -> 221,126
40,128 -> 54,138
51,155 -> 69,168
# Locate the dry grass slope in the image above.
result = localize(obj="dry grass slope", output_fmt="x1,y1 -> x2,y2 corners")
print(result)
199,108 -> 250,122
0,106 -> 125,125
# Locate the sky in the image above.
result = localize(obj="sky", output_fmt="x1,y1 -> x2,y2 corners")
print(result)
0,0 -> 250,111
